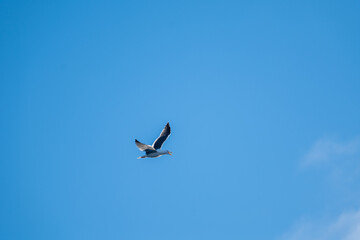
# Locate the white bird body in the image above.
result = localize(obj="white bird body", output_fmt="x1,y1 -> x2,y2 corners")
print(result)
142,149 -> 170,158
135,122 -> 172,159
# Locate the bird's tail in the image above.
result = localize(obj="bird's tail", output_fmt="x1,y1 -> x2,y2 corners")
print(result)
137,156 -> 146,159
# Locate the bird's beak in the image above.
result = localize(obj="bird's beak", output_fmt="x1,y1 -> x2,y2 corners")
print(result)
168,151 -> 172,155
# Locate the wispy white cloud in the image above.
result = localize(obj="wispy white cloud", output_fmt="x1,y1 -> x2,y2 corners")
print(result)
301,137 -> 360,167
279,209 -> 360,240
279,137 -> 360,240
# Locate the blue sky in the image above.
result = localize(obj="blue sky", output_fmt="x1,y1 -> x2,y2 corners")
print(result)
1,0 -> 360,239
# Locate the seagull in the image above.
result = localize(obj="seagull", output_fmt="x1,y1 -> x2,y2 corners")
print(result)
135,122 -> 172,159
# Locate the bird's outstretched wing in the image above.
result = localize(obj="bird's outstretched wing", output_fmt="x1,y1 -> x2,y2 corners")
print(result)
152,122 -> 171,149
135,139 -> 156,153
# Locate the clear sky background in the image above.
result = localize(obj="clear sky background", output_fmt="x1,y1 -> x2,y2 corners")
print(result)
1,0 -> 360,239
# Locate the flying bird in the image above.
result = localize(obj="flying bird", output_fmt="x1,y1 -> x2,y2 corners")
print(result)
135,122 -> 172,159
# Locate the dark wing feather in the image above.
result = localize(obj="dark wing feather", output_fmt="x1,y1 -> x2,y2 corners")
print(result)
152,122 -> 171,149
135,139 -> 156,153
